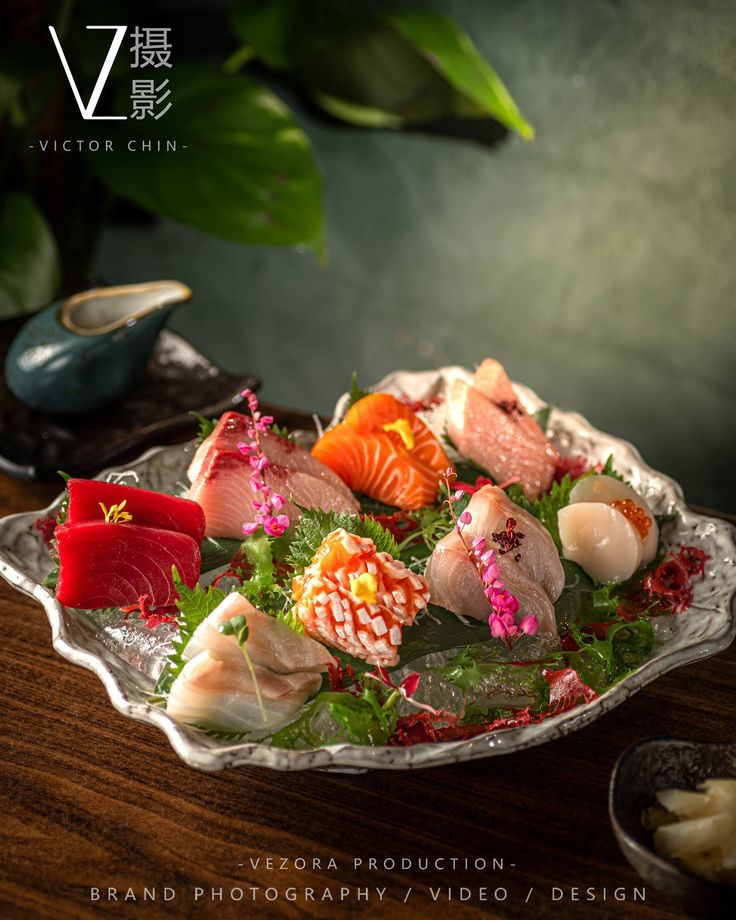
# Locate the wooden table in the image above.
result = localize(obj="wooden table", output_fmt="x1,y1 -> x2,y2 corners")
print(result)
1,412 -> 734,920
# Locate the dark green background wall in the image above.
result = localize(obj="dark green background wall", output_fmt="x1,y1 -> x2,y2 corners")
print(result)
96,0 -> 736,511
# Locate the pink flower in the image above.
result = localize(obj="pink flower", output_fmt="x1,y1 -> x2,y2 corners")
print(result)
519,614 -> 539,636
458,510 -> 472,526
369,667 -> 438,715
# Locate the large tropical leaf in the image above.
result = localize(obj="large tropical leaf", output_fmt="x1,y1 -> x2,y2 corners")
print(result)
0,193 -> 61,318
231,1 -> 533,137
89,66 -> 324,251
386,9 -> 535,139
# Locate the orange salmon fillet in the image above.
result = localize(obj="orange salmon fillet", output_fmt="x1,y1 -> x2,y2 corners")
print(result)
312,393 -> 451,510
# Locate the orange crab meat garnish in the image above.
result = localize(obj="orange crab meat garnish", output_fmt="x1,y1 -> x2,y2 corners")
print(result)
291,528 -> 430,667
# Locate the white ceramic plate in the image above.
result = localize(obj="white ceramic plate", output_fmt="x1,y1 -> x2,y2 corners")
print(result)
1,367 -> 734,772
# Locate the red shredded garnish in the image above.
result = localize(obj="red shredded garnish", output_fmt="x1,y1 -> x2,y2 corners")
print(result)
120,594 -> 178,629
398,394 -> 443,413
365,511 -> 419,543
327,659 -> 363,694
454,475 -> 494,495
389,668 -> 598,746
544,667 -> 599,714
641,545 -> 709,616
553,455 -> 600,484
34,514 -> 58,546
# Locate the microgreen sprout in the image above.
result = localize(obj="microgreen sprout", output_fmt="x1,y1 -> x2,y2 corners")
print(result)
218,613 -> 267,723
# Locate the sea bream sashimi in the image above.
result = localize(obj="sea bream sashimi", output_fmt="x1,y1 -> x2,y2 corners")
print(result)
55,521 -> 200,609
167,593 -> 333,733
166,650 -> 324,733
447,359 -> 558,501
425,485 -> 564,634
187,416 -> 359,539
183,592 -> 335,674
65,479 -> 205,544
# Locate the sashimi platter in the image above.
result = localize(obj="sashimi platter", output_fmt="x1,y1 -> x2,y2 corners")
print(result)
1,361 -> 734,771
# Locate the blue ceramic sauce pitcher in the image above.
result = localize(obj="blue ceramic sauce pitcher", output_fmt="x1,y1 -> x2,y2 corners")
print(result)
5,280 -> 192,414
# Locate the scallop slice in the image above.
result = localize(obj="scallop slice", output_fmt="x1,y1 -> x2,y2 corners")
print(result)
558,503 -> 643,583
569,474 -> 659,564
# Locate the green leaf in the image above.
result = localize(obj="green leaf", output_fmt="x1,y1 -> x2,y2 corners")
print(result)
533,405 -> 551,432
154,568 -> 227,695
385,10 -> 534,139
200,537 -> 243,574
346,371 -> 370,411
190,411 -> 218,443
232,2 -> 532,137
396,604 -> 491,669
88,66 -> 324,252
442,648 -> 549,709
271,686 -> 397,748
0,193 -> 61,318
565,620 -> 655,692
286,507 -> 399,575
230,0 -> 297,70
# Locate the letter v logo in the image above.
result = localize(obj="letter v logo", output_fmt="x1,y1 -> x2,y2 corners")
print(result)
49,25 -> 128,120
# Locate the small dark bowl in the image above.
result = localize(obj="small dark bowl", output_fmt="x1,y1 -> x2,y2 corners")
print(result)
610,737 -> 736,919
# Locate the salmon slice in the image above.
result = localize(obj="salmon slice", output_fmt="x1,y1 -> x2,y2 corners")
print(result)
66,479 -> 205,544
447,360 -> 557,500
187,439 -> 359,539
312,425 -> 440,510
345,393 -> 449,476
425,485 -> 564,634
55,521 -> 200,609
312,393 -> 451,510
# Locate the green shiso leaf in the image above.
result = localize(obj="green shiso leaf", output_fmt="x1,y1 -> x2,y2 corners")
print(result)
271,422 -> 295,442
190,411 -> 218,443
200,537 -> 243,574
392,604 -> 490,670
533,405 -> 551,432
154,567 -> 227,696
346,371 -> 370,411
271,687 -> 397,749
286,507 -> 399,576
237,533 -> 297,628
564,619 -> 655,692
441,647 -> 550,709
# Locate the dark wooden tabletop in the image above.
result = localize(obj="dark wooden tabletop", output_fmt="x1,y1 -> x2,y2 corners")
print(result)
1,409 -> 734,920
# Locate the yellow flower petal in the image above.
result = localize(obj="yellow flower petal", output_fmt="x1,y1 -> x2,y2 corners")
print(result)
350,572 -> 378,605
382,418 -> 415,451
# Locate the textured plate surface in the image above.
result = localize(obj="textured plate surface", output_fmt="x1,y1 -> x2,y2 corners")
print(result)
0,366 -> 734,772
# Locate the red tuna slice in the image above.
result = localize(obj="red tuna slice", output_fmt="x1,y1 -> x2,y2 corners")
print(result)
55,522 -> 200,609
447,364 -> 557,500
66,479 -> 206,544
188,438 -> 359,540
